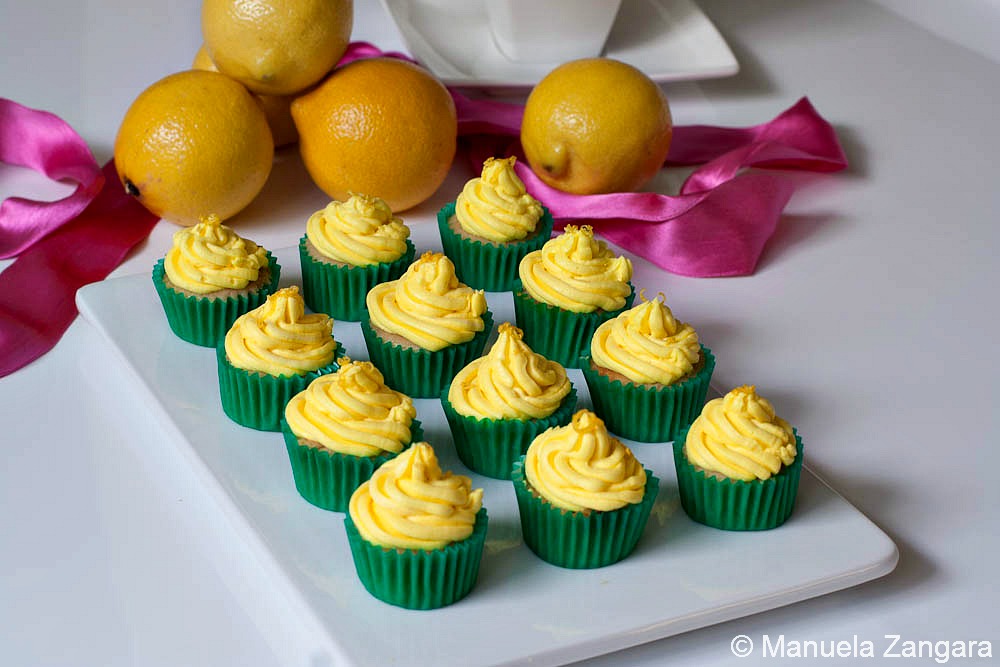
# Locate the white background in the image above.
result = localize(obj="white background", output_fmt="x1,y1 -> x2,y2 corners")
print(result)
2,0 -> 998,665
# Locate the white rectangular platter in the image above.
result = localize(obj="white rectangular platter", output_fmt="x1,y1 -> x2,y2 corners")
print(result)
77,244 -> 897,667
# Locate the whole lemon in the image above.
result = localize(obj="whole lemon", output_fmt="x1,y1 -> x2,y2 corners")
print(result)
192,44 -> 298,147
113,69 -> 274,225
291,58 -> 457,212
202,0 -> 353,96
521,58 -> 673,195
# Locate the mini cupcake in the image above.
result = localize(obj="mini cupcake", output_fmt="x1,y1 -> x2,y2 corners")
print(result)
512,410 -> 659,569
438,156 -> 553,291
362,251 -> 493,398
345,442 -> 487,609
581,292 -> 715,442
513,225 -> 634,368
299,193 -> 415,321
673,385 -> 803,531
442,322 -> 577,479
217,286 -> 340,431
281,359 -> 422,512
152,214 -> 280,346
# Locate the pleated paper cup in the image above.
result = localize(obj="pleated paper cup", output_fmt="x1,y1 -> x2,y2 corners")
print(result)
281,418 -> 423,512
344,507 -> 488,609
512,280 -> 635,368
672,428 -> 804,531
511,457 -> 659,569
581,345 -> 716,443
215,340 -> 342,432
299,236 -> 415,321
360,311 -> 494,398
152,252 -> 280,347
441,387 -> 577,479
437,201 -> 553,292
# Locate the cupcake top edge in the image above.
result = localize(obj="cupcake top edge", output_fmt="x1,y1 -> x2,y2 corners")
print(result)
524,409 -> 647,513
366,252 -> 488,351
684,385 -> 798,482
348,442 -> 484,551
448,322 -> 571,420
285,359 -> 416,457
454,157 -> 543,243
225,286 -> 337,376
163,214 -> 269,294
306,193 -> 410,266
517,225 -> 633,313
590,291 -> 701,386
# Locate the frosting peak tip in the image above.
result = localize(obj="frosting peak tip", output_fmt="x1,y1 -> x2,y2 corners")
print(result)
418,250 -> 444,263
482,155 -> 516,169
638,288 -> 667,305
571,409 -> 605,432
497,321 -> 523,338
272,285 -> 300,298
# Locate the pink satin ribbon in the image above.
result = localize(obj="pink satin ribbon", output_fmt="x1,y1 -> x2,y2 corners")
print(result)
0,42 -> 847,377
0,101 -> 158,377
0,99 -> 106,258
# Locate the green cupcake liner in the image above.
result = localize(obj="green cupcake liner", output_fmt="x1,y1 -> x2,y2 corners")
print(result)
215,340 -> 343,432
281,418 -> 423,512
360,311 -> 494,398
437,201 -> 554,292
512,280 -> 635,368
511,458 -> 659,569
581,345 -> 716,443
441,387 -> 577,480
152,252 -> 280,347
344,507 -> 488,609
299,236 -> 415,321
672,428 -> 804,531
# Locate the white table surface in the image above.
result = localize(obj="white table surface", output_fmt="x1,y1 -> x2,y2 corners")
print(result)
2,1 -> 998,665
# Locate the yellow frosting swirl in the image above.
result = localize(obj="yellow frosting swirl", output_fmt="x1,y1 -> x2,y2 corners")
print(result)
305,193 -> 410,266
284,359 -> 417,457
524,410 -> 646,513
224,286 -> 337,376
366,252 -> 488,352
448,322 -> 571,420
685,385 -> 798,482
163,214 -> 268,294
591,292 -> 701,385
455,157 -> 543,243
518,225 -> 633,313
349,443 -> 484,550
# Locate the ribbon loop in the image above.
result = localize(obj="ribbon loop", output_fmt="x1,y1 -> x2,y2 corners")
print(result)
0,98 -> 106,258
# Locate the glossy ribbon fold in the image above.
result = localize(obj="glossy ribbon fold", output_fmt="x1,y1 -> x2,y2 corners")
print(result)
0,42 -> 847,377
0,98 -> 106,258
0,160 -> 159,377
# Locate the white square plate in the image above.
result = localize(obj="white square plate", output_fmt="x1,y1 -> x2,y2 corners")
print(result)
77,231 -> 896,667
378,0 -> 740,88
